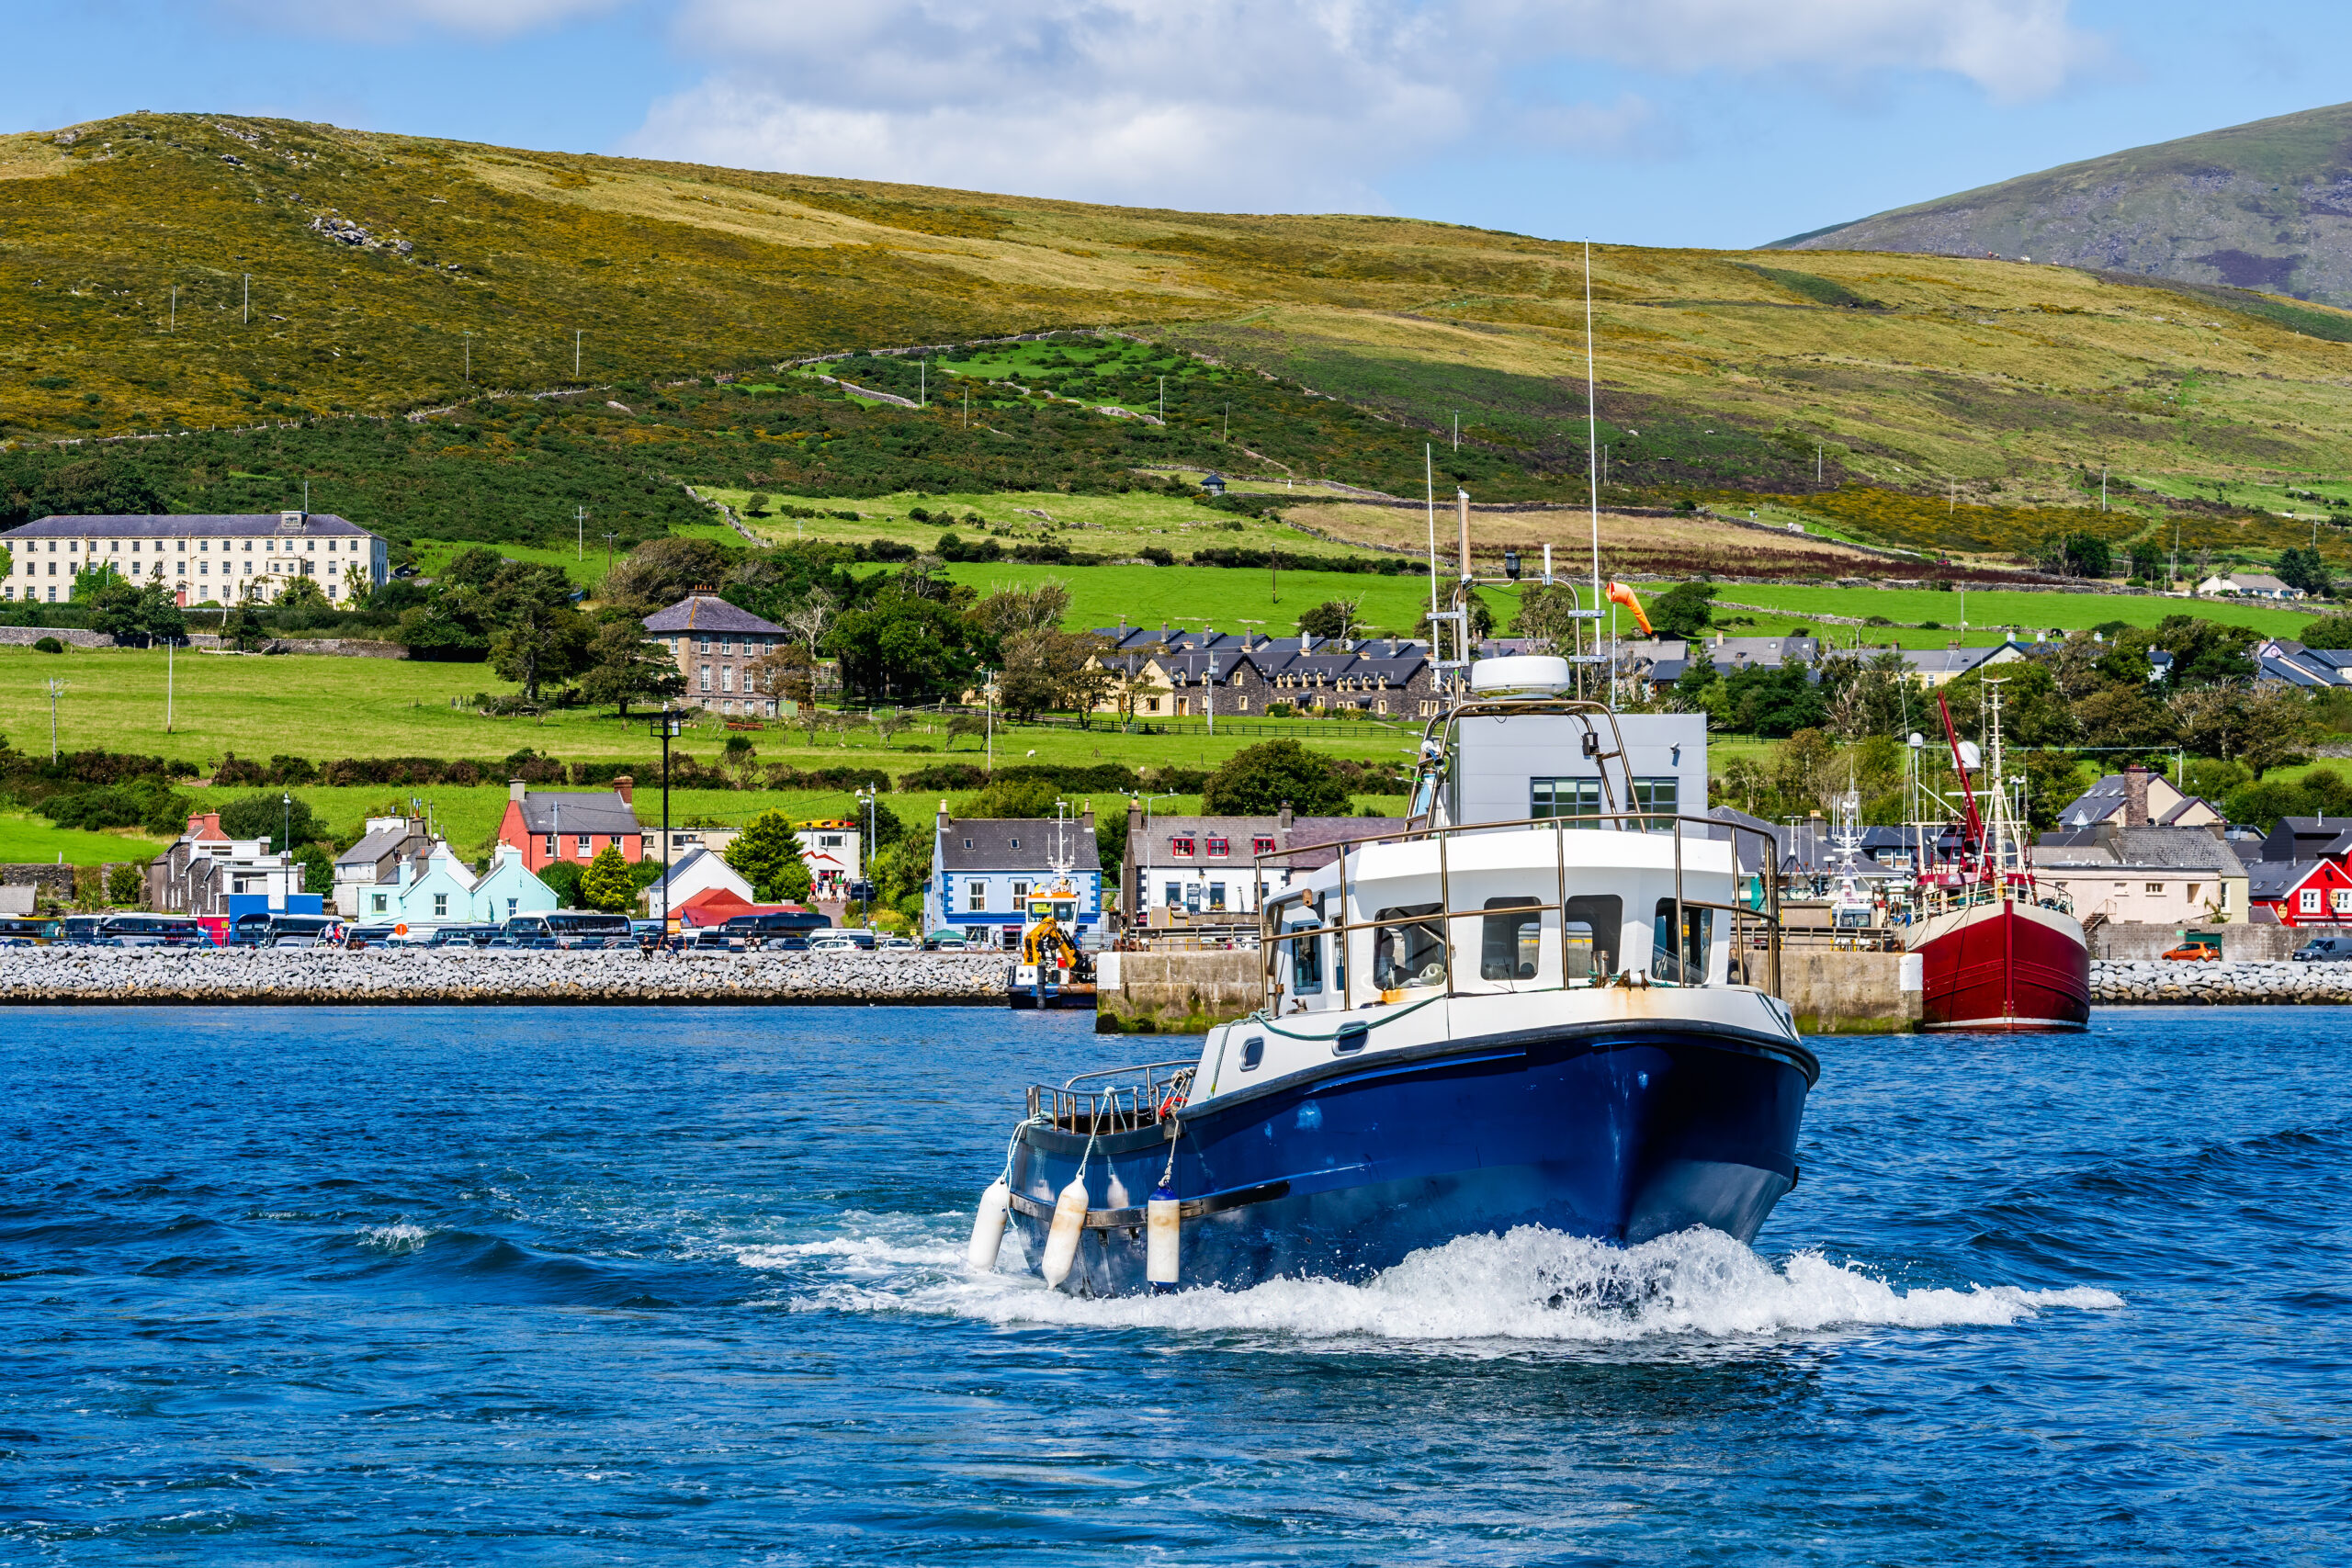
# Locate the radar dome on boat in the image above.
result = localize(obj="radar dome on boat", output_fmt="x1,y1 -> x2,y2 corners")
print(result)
1468,656 -> 1573,695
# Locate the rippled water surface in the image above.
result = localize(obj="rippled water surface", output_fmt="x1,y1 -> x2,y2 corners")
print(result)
2,1006 -> 2345,1563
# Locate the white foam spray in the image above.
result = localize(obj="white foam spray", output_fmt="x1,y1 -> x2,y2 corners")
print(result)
356,1223 -> 432,1255
739,1221 -> 2120,1348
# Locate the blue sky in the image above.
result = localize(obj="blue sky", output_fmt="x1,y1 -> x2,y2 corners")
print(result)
10,1 -> 2346,249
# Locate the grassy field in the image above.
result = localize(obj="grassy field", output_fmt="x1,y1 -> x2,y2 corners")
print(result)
931,559 -> 1509,639
1681,581 -> 2324,642
410,522 -> 741,591
0,646 -> 1419,774
0,812 -> 168,865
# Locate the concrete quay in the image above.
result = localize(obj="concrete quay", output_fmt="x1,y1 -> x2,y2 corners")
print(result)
2092,959 -> 2352,1005
0,948 -> 1011,1006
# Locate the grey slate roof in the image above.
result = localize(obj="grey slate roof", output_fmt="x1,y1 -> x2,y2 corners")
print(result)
2038,828 -> 2245,873
3,513 -> 376,539
513,790 -> 643,836
2246,860 -> 2329,898
1131,815 -> 1385,867
641,592 -> 786,636
334,820 -> 424,870
938,818 -> 1099,873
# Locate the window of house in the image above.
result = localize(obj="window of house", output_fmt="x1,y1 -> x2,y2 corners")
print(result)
577,835 -> 592,856
1171,836 -> 1196,857
1011,880 -> 1030,902
1208,883 -> 1227,911
2301,888 -> 2322,913
506,898 -> 518,917
2335,888 -> 2352,914
1165,881 -> 1182,907
721,667 -> 734,692
699,665 -> 711,691
967,880 -> 989,911
1532,777 -> 1602,823
434,893 -> 448,918
1009,839 -> 1019,850
2145,883 -> 2164,896
1252,836 -> 1275,855
543,835 -> 557,857
1206,836 -> 1229,858
372,893 -> 389,913
2187,884 -> 2202,904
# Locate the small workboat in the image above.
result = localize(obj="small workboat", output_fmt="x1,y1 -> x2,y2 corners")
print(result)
967,668 -> 1819,1295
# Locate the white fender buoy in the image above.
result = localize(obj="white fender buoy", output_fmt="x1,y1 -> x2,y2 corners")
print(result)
967,1178 -> 1011,1272
1147,1182 -> 1181,1293
1041,1174 -> 1090,1289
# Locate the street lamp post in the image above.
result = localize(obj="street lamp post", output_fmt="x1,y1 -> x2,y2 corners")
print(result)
650,708 -> 682,933
854,784 -> 879,929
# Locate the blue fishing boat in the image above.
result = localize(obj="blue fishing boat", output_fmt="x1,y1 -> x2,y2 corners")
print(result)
967,664 -> 1818,1295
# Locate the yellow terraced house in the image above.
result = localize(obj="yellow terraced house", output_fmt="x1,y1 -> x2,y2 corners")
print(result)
0,511 -> 389,607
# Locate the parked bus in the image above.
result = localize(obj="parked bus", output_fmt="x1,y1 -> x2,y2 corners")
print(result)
95,914 -> 207,947
0,917 -> 62,946
503,912 -> 635,949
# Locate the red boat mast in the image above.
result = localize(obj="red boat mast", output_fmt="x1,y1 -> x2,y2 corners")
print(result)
1936,691 -> 1987,878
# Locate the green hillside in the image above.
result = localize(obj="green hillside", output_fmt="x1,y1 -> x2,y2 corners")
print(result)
1770,101 -> 2352,310
10,111 -> 2352,574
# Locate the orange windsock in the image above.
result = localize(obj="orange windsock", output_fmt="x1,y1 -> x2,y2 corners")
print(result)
1606,581 -> 1653,637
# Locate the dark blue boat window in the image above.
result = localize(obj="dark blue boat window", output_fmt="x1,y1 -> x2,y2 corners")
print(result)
1652,899 -> 1713,983
1564,895 -> 1622,979
1240,1035 -> 1265,1071
1286,919 -> 1323,995
1334,1023 -> 1368,1055
1480,897 -> 1542,981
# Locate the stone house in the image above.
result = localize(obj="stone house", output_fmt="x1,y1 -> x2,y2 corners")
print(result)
2033,827 -> 2250,926
146,812 -> 305,917
640,591 -> 790,717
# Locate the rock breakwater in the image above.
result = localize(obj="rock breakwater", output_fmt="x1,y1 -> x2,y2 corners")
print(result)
0,948 -> 1011,1006
2092,959 -> 2352,1004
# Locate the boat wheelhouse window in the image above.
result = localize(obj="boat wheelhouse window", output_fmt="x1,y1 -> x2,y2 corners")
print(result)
1480,897 -> 1542,981
1532,777 -> 1602,825
1285,919 -> 1324,995
1240,1035 -> 1265,1071
1562,895 -> 1622,979
1372,902 -> 1447,991
1651,899 -> 1713,983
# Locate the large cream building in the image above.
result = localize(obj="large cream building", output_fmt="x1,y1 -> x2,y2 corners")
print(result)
1,511 -> 389,607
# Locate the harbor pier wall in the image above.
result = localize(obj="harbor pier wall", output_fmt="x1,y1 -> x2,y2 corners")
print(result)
1093,950 -> 1260,1033
2089,923 -> 2300,962
1778,950 -> 1924,1034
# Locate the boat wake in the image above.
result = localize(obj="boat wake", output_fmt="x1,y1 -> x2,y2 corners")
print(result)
739,1217 -> 2121,1348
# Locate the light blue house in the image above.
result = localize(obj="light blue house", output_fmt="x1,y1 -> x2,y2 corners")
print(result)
471,843 -> 560,923
348,840 -> 558,928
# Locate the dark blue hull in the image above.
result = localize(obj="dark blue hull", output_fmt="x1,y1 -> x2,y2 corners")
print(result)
1006,1024 -> 1816,1295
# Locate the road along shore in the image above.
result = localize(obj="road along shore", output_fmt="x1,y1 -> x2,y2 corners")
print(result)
0,949 -> 1011,1006
2092,959 -> 2352,1005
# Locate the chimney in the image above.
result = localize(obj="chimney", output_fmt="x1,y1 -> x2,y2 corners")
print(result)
613,773 -> 634,807
2122,763 -> 2149,828
1279,802 -> 1295,836
1127,795 -> 1142,833
938,799 -> 951,833
509,778 -> 528,805
1081,801 -> 1094,832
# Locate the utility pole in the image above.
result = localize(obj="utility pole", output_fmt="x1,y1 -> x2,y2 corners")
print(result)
577,505 -> 585,560
1452,411 -> 1459,451
983,669 -> 995,774
43,678 -> 64,761
603,532 -> 619,577
1223,401 -> 1229,442
165,635 -> 174,733
651,708 -> 682,933
574,331 -> 582,378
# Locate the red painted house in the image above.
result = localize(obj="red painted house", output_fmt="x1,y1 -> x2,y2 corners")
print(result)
2246,857 -> 2352,926
496,777 -> 646,874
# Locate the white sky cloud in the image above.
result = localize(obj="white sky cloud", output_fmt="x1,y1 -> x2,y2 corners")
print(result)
221,0 -> 624,41
620,1 -> 2101,207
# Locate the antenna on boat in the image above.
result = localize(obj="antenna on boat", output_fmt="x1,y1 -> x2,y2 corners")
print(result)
1424,443 -> 1442,697
1585,239 -> 1603,703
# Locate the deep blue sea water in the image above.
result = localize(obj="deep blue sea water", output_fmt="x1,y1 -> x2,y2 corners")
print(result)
1,1005 -> 2345,1565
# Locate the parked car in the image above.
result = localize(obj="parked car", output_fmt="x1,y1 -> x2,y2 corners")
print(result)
2290,935 -> 2352,963
342,924 -> 401,950
923,931 -> 969,952
2159,935 -> 2222,961
424,924 -> 504,949
808,931 -> 878,952
877,934 -> 919,952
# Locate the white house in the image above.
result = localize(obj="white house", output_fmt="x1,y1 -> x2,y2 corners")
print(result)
1,511 -> 388,608
2198,572 -> 2303,601
641,846 -> 754,916
470,843 -> 560,924
347,840 -> 558,927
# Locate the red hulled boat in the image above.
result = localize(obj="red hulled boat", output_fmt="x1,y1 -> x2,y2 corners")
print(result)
1908,688 -> 2090,1032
